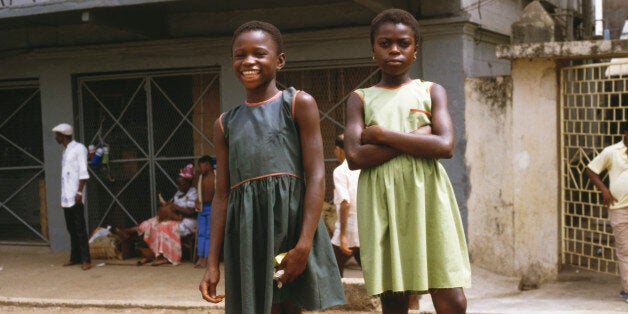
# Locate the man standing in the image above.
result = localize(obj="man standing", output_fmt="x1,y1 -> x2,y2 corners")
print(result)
53,123 -> 91,270
586,121 -> 628,302
330,134 -> 361,277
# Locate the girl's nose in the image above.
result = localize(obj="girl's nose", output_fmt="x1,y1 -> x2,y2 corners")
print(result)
243,55 -> 256,64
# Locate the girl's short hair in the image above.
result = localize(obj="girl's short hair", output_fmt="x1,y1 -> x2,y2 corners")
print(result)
370,9 -> 421,47
232,20 -> 283,53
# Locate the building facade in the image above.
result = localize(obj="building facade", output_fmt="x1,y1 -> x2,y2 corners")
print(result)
2,0 -> 514,252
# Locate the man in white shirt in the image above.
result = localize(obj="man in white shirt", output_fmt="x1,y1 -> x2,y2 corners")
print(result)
331,134 -> 361,276
586,121 -> 628,302
53,123 -> 91,270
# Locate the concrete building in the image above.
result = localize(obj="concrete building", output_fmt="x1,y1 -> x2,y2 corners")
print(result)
5,0 -> 623,287
0,0 -> 514,251
466,0 -> 628,284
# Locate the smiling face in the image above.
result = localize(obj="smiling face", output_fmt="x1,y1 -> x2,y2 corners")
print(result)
232,29 -> 285,92
372,22 -> 417,77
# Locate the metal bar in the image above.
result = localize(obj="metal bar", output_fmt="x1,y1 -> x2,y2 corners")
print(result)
0,169 -> 44,207
318,68 -> 381,129
91,78 -> 146,145
154,161 -> 178,189
146,77 -> 157,216
0,88 -> 39,129
78,68 -> 219,82
0,165 -> 44,171
0,241 -> 49,246
87,167 -> 139,226
0,169 -> 48,242
95,162 -> 149,227
0,203 -> 49,243
82,83 -> 149,157
0,134 -> 44,166
154,156 -> 197,161
152,74 -> 217,156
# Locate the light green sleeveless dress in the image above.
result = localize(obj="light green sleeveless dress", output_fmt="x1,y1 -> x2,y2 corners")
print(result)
354,80 -> 471,296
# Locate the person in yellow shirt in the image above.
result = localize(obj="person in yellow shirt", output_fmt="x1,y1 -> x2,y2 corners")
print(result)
586,121 -> 628,302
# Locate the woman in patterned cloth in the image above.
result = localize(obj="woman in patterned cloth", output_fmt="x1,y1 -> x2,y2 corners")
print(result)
117,164 -> 198,266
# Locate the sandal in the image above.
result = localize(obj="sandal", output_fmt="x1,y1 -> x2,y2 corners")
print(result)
151,258 -> 169,266
136,257 -> 152,266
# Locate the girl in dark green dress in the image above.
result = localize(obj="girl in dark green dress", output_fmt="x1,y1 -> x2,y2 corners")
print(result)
199,21 -> 345,314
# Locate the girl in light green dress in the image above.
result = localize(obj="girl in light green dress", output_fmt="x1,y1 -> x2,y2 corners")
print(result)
345,9 -> 471,314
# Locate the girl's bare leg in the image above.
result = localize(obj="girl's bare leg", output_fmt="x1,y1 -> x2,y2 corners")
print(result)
270,301 -> 302,314
380,291 -> 409,314
429,287 -> 466,314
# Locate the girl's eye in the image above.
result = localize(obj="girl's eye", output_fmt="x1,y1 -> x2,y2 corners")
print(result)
399,41 -> 412,48
254,52 -> 267,57
378,41 -> 390,47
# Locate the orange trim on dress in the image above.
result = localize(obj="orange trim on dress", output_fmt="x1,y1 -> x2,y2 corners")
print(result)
373,80 -> 414,90
410,108 -> 431,117
292,90 -> 301,119
428,82 -> 436,93
231,172 -> 303,189
245,91 -> 282,106
218,113 -> 225,133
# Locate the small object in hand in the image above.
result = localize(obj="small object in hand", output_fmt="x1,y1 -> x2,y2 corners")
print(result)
274,269 -> 285,288
273,252 -> 287,288
274,252 -> 287,266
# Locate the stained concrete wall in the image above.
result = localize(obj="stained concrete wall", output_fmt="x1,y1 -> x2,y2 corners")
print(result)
466,59 -> 560,280
465,76 -> 515,275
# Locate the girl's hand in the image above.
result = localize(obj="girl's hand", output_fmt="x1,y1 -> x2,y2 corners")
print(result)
361,125 -> 386,145
278,245 -> 310,283
199,265 -> 225,303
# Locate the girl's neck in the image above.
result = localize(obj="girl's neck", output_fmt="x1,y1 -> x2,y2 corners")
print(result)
245,81 -> 281,104
377,73 -> 412,88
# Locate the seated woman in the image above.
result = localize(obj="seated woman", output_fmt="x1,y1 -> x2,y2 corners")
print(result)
117,164 -> 198,266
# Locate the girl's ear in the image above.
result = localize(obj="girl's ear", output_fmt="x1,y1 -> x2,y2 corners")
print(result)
277,52 -> 286,70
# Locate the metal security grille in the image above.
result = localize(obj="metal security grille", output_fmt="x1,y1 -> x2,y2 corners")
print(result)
78,69 -> 220,231
0,81 -> 48,245
560,60 -> 627,275
277,64 -> 380,201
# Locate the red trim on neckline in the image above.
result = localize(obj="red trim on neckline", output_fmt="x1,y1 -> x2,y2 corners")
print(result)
245,91 -> 282,106
374,80 -> 414,90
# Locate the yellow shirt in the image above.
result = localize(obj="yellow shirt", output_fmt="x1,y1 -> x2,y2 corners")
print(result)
588,141 -> 628,209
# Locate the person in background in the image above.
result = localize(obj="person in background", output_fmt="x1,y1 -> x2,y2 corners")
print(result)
53,123 -> 91,271
586,121 -> 628,303
195,155 -> 216,268
117,164 -> 198,266
330,133 -> 361,277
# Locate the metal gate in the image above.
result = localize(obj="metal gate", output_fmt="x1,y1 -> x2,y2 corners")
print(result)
277,64 -> 379,201
0,81 -> 48,245
78,69 -> 220,231
560,60 -> 627,275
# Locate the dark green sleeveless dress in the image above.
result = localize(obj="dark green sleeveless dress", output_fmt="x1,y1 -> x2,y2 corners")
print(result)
220,88 -> 346,313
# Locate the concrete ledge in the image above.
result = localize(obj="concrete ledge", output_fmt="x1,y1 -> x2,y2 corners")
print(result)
0,296 -> 222,311
497,39 -> 628,60
0,278 -> 379,312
